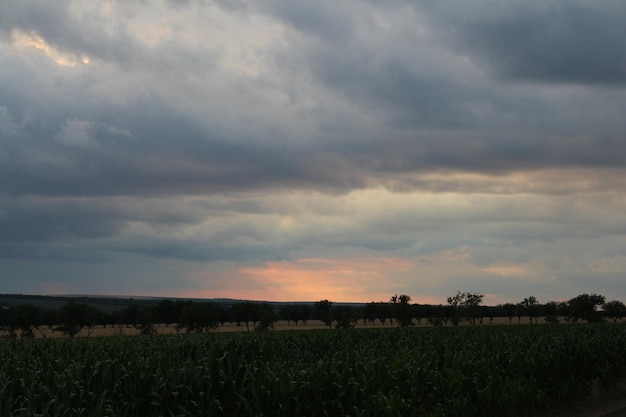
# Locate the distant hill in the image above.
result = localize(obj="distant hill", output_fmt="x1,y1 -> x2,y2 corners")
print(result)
0,294 -> 366,313
0,294 -> 157,313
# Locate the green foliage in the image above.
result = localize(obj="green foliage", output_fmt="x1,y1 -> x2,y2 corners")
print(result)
0,304 -> 43,338
447,291 -> 485,325
313,300 -> 333,328
55,302 -> 107,337
520,296 -> 540,324
364,302 -> 393,325
254,303 -> 278,331
333,305 -> 358,329
604,300 -> 626,322
390,294 -> 413,327
542,301 -> 562,324
229,302 -> 262,331
566,293 -> 606,323
2,324 -> 626,416
178,302 -> 224,333
279,304 -> 311,326
500,303 -> 518,324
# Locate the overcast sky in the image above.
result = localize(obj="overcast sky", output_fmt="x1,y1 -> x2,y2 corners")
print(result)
1,0 -> 625,305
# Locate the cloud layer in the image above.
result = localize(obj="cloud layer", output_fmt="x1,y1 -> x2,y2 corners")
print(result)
1,0 -> 625,304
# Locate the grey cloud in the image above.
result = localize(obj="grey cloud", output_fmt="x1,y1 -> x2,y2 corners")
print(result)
417,1 -> 626,86
278,6 -> 486,130
308,51 -> 478,129
1,255 -> 201,294
116,238 -> 288,263
0,202 -> 122,243
2,93 -> 626,201
0,1 -> 134,66
260,2 -> 626,172
1,0 -> 626,304
0,192 -> 257,265
0,242 -> 112,262
0,89 -> 369,198
261,0 -> 355,44
2,0 -> 626,204
0,1 -> 218,74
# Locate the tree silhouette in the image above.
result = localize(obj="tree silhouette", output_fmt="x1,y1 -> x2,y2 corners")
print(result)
566,294 -> 606,323
55,302 -> 105,337
446,291 -> 484,325
229,302 -> 259,331
280,304 -> 312,326
313,300 -> 333,328
333,305 -> 358,329
390,294 -> 413,327
0,304 -> 43,338
177,302 -> 224,333
520,296 -> 539,324
255,303 -> 278,331
542,301 -> 561,324
604,300 -> 626,322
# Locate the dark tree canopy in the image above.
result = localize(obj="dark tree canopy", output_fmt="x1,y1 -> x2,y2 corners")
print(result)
566,293 -> 606,323
604,300 -> 626,322
313,300 -> 334,328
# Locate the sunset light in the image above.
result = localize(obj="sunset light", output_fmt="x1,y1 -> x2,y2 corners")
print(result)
1,1 -> 625,304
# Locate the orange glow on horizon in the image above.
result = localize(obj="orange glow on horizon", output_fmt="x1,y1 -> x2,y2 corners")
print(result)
159,250 -> 537,305
236,257 -> 414,303
181,257 -> 417,303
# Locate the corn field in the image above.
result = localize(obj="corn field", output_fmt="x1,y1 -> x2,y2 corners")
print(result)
1,324 -> 626,417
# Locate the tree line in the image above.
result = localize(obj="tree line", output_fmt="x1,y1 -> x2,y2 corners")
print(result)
1,292 -> 625,338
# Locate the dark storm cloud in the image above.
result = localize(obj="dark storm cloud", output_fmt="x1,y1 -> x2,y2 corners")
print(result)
2,0 -> 626,202
0,117 -> 363,198
0,198 -> 122,243
1,0 -> 626,303
307,51 -> 479,129
417,1 -> 626,85
0,192 -> 287,262
257,1 -> 626,172
2,92 -> 626,201
0,192 -> 222,245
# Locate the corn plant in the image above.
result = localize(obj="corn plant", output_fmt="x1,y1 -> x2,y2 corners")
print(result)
1,324 -> 625,416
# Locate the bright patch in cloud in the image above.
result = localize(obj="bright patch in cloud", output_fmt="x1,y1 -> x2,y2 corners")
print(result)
10,29 -> 89,67
482,265 -> 531,278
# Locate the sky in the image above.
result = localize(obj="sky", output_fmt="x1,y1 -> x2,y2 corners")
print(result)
1,0 -> 626,305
